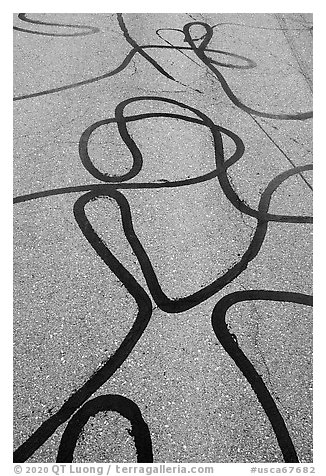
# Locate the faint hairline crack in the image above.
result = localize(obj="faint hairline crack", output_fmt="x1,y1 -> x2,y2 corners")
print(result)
131,84 -> 189,94
249,301 -> 291,418
249,115 -> 312,192
230,285 -> 292,420
259,118 -> 312,158
274,13 -> 313,94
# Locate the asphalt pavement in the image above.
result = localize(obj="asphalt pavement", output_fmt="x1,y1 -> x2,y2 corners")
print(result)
13,12 -> 313,464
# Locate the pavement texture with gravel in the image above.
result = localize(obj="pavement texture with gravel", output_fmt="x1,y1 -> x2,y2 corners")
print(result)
13,12 -> 313,464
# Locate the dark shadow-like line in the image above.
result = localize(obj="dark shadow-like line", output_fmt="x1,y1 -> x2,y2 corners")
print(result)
56,394 -> 153,462
14,13 -> 100,37
182,22 -> 312,121
211,290 -> 312,462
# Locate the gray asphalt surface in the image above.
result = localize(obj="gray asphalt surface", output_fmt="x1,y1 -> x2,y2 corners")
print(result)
13,13 -> 313,463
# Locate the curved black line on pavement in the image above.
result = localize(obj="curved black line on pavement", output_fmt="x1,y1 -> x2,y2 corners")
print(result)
13,50 -> 137,101
13,162 -> 313,225
13,15 -> 254,101
156,28 -> 257,69
13,13 -> 100,37
182,22 -> 312,121
78,106 -> 227,183
116,13 -> 175,82
14,96 -> 313,227
11,44 -> 207,101
13,102 -> 242,204
73,97 -> 313,314
13,15 -> 313,115
211,290 -> 312,462
12,44 -> 256,102
13,97 -> 313,462
78,96 -> 313,224
56,395 -> 153,462
76,163 -> 311,315
13,198 -> 153,462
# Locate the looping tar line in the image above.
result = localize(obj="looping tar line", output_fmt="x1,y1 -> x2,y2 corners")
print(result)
13,14 -> 313,464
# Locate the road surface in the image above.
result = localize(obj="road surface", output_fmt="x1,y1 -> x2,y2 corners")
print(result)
13,12 -> 313,464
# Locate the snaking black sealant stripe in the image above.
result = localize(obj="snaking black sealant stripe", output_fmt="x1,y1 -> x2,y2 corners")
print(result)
13,93 -> 312,462
13,189 -> 153,462
157,28 -> 257,70
116,13 -> 176,82
14,13 -> 313,124
182,21 -> 312,121
14,109 -> 313,219
13,50 -> 138,101
211,291 -> 312,463
56,395 -> 153,462
13,14 -> 178,100
14,12 -> 100,37
76,97 -> 313,314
